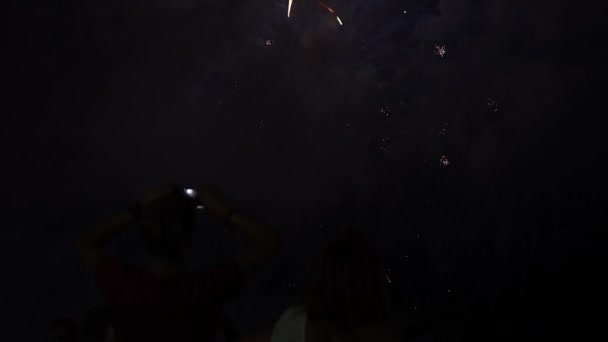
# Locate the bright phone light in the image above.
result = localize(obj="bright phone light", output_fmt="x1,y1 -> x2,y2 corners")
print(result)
184,188 -> 197,198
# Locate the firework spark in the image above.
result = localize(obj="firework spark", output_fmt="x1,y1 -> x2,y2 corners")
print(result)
486,98 -> 500,112
439,122 -> 448,136
287,1 -> 343,25
255,119 -> 265,129
384,273 -> 392,283
317,1 -> 343,25
434,44 -> 446,57
379,105 -> 391,116
317,1 -> 335,14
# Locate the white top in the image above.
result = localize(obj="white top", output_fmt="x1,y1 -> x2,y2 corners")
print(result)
270,306 -> 400,342
270,306 -> 307,342
104,325 -> 114,342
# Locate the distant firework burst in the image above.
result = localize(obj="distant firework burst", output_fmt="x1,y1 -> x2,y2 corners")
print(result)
244,0 -> 423,72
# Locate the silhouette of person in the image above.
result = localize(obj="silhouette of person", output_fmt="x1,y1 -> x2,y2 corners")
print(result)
76,184 -> 281,342
48,317 -> 78,342
79,306 -> 111,342
242,229 -> 397,342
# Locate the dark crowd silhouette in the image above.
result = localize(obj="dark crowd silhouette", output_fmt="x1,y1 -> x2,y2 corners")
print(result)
49,184 -> 412,342
48,181 -> 582,342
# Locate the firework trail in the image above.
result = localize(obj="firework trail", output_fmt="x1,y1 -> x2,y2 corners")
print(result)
286,0 -> 343,25
316,0 -> 335,14
316,0 -> 343,25
254,0 -> 429,72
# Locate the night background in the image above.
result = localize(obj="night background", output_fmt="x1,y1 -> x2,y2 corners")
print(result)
4,0 -> 605,340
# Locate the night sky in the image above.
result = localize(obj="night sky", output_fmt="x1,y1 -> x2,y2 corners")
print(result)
4,0 -> 604,340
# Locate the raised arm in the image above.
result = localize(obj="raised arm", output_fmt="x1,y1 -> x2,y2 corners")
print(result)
199,188 -> 282,283
76,212 -> 136,272
76,184 -> 178,272
227,210 -> 282,282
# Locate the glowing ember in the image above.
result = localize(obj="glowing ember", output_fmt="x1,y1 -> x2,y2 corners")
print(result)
486,98 -> 500,112
439,122 -> 448,136
434,44 -> 446,57
255,119 -> 265,129
317,0 -> 335,14
379,105 -> 391,116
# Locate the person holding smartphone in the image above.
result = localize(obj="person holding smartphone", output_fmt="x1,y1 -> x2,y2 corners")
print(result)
76,184 -> 281,342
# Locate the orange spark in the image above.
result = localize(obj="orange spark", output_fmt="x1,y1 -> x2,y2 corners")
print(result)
317,0 -> 336,14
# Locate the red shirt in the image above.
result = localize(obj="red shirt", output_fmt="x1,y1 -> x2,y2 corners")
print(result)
95,257 -> 241,342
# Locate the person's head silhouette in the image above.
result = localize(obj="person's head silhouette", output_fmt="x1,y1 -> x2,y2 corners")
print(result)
140,189 -> 198,264
306,229 -> 391,339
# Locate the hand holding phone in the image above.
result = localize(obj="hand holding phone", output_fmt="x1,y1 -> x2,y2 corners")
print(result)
183,188 -> 205,210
